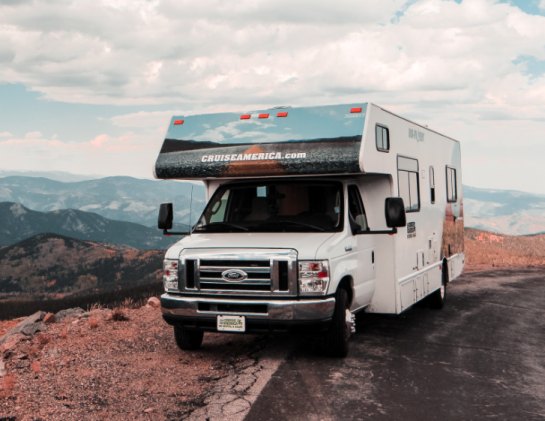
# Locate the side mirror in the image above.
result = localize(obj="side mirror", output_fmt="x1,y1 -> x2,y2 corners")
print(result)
158,203 -> 173,230
385,197 -> 406,228
158,203 -> 190,236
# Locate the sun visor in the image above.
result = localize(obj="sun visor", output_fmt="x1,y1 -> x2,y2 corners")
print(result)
154,103 -> 367,179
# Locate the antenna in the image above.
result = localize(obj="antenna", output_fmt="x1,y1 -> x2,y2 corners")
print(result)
188,184 -> 194,233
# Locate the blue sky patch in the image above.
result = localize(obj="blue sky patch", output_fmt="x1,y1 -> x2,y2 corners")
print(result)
0,83 -> 169,141
513,55 -> 545,79
499,0 -> 545,16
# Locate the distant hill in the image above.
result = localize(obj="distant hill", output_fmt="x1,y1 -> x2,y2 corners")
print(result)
0,175 -> 205,229
0,233 -> 163,296
2,173 -> 545,236
0,170 -> 99,182
0,202 -> 176,249
464,186 -> 545,235
464,228 -> 545,271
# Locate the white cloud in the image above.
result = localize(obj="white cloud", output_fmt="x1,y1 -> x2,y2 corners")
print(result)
110,110 -> 176,129
0,0 -> 543,117
1,0 -> 545,192
0,130 -> 159,179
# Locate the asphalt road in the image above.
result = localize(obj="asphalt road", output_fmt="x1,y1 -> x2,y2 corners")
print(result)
245,268 -> 545,421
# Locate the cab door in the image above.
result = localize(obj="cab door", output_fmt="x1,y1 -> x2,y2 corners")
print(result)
347,185 -> 376,308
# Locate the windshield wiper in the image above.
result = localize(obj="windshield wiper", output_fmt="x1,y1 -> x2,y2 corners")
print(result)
195,222 -> 249,232
259,219 -> 326,232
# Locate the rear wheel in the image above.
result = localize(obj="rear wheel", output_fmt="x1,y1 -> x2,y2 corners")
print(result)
324,288 -> 354,358
174,325 -> 204,350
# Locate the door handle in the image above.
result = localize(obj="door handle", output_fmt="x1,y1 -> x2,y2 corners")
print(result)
345,245 -> 353,252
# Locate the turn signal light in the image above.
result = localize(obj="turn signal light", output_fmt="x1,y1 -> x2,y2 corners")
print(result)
299,260 -> 330,295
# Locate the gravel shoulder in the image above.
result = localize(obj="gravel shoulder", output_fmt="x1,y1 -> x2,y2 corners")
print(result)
0,303 -> 267,420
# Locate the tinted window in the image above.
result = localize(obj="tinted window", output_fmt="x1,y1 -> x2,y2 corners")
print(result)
348,185 -> 368,231
446,167 -> 457,202
376,125 -> 390,152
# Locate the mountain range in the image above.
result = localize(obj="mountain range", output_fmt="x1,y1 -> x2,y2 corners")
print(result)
463,186 -> 545,235
0,233 -> 163,295
1,172 -> 544,319
0,202 -> 176,249
0,175 -> 205,229
0,233 -> 165,319
1,174 -> 544,248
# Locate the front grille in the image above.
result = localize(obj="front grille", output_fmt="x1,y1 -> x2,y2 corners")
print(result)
199,259 -> 273,292
179,249 -> 297,296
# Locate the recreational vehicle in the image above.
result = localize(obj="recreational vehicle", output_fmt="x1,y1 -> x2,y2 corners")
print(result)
154,103 -> 464,357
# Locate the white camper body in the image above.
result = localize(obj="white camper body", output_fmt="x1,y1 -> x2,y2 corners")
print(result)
155,103 -> 464,356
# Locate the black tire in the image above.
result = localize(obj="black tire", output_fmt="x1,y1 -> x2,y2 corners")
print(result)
324,288 -> 352,358
174,325 -> 204,350
429,262 -> 448,309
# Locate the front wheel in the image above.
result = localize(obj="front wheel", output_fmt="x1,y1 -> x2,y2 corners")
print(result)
174,325 -> 204,350
324,288 -> 354,358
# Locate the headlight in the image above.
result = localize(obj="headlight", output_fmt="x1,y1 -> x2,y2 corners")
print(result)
163,259 -> 179,292
298,260 -> 330,295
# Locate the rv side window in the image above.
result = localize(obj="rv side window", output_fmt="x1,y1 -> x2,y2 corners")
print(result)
446,166 -> 457,202
429,166 -> 435,204
397,156 -> 420,212
376,124 -> 390,152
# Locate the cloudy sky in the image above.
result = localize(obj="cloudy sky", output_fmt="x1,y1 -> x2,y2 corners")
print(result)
1,0 -> 544,194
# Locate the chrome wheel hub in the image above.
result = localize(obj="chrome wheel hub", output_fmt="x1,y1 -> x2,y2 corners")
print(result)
345,309 -> 356,335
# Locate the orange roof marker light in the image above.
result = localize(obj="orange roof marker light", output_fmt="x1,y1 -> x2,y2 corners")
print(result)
240,114 -> 251,120
276,111 -> 288,118
173,119 -> 184,125
350,107 -> 363,113
258,113 -> 270,119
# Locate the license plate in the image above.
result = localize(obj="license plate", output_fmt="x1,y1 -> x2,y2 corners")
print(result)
217,315 -> 246,332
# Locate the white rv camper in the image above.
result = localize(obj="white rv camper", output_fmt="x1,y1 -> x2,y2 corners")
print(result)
154,103 -> 464,357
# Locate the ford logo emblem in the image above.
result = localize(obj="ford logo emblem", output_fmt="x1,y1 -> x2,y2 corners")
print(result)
221,269 -> 248,282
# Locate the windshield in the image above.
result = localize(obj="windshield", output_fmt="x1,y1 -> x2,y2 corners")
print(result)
194,181 -> 343,233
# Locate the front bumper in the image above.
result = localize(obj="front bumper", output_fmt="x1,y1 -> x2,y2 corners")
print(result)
161,293 -> 336,333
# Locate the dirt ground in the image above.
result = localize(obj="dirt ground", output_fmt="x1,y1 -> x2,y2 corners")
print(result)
464,228 -> 545,272
0,303 -> 263,420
